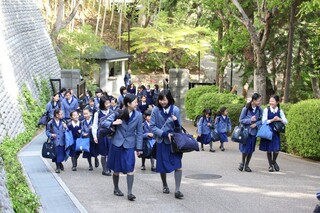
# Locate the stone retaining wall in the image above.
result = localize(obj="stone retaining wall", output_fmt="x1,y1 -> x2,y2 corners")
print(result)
0,158 -> 14,213
0,0 -> 60,142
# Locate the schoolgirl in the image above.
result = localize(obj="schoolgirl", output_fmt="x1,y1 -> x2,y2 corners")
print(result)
92,96 -> 112,176
138,95 -> 149,115
118,86 -> 127,107
46,93 -> 61,119
215,107 -> 232,151
105,94 -> 143,201
146,85 -> 153,105
81,108 -> 98,170
67,111 -> 82,171
127,83 -> 136,95
61,90 -> 79,121
150,89 -> 184,199
238,93 -> 263,172
197,109 -> 215,152
46,109 -> 67,173
83,90 -> 92,106
259,95 -> 288,172
94,89 -> 103,109
141,110 -> 156,171
59,87 -> 67,102
152,84 -> 160,105
110,97 -> 119,112
86,97 -> 98,116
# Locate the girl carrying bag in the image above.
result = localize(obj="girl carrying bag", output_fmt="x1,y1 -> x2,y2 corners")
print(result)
171,126 -> 199,153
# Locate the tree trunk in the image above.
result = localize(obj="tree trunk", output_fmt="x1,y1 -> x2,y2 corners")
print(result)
254,48 -> 267,102
283,1 -> 296,103
95,0 -> 102,35
216,25 -> 223,88
100,2 -> 108,38
311,77 -> 320,98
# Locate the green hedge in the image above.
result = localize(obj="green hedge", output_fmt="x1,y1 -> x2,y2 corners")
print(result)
286,99 -> 320,160
194,92 -> 245,118
0,80 -> 50,212
185,85 -> 218,119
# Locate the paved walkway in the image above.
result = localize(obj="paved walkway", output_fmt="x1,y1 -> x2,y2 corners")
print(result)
19,121 -> 320,213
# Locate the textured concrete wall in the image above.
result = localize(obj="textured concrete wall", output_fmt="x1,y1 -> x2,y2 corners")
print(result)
0,157 -> 14,213
61,69 -> 81,95
0,0 -> 60,142
169,69 -> 189,118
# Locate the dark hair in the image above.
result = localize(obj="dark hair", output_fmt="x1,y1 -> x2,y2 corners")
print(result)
53,108 -> 61,118
141,85 -> 146,90
86,90 -> 93,97
51,93 -> 61,108
70,110 -> 78,118
59,88 -> 66,94
120,86 -> 127,96
122,94 -> 137,121
202,108 -> 212,120
270,95 -> 280,109
156,89 -> 175,108
110,97 -> 117,103
216,107 -> 227,116
89,97 -> 95,102
144,109 -> 152,117
95,88 -> 103,94
65,90 -> 72,96
103,92 -> 109,97
82,108 -> 90,113
99,96 -> 110,110
154,84 -> 159,91
246,93 -> 261,111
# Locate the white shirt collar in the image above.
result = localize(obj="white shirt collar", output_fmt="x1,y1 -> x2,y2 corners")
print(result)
129,111 -> 133,118
72,120 -> 80,127
270,107 -> 278,113
222,115 -> 226,119
163,108 -> 169,114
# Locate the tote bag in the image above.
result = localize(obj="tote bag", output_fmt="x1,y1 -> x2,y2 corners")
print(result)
171,127 -> 199,153
256,122 -> 273,140
42,139 -> 56,159
76,137 -> 90,152
231,125 -> 249,144
211,129 -> 220,142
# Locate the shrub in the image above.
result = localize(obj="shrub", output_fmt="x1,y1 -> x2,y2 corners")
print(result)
286,99 -> 320,160
194,93 -> 246,118
185,85 -> 218,119
0,80 -> 50,212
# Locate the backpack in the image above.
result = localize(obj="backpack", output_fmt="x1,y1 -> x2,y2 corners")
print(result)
193,115 -> 202,127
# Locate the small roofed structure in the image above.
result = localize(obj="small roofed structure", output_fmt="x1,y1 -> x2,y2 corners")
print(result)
91,46 -> 132,94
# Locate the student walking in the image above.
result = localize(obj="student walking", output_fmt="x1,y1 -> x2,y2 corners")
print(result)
197,109 -> 215,152
92,96 -> 113,176
46,93 -> 61,119
215,107 -> 232,151
141,110 -> 156,171
259,95 -> 288,172
67,111 -> 82,171
61,90 -> 79,121
46,109 -> 67,173
150,89 -> 184,199
238,93 -> 263,172
105,94 -> 143,201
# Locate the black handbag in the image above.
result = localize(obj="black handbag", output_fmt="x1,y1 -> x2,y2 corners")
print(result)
42,139 -> 56,159
210,128 -> 220,142
231,125 -> 249,144
171,127 -> 199,153
38,112 -> 49,126
273,121 -> 285,133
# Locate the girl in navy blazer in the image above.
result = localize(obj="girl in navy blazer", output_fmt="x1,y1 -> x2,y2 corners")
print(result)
150,90 -> 184,199
67,111 -> 82,171
46,93 -> 61,119
141,110 -> 156,171
259,95 -> 288,172
238,93 -> 263,172
46,109 -> 67,173
61,90 -> 79,121
197,109 -> 214,152
215,107 -> 232,151
104,94 -> 143,201
110,97 -> 119,112
92,96 -> 112,176
81,108 -> 97,171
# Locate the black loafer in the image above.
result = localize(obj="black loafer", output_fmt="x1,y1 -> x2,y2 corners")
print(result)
163,186 -> 170,194
221,147 -> 225,151
102,171 -> 112,176
268,166 -> 274,172
114,190 -> 124,196
174,191 -> 184,199
89,166 -> 93,171
238,163 -> 244,171
72,167 -> 77,171
273,162 -> 280,171
128,194 -> 136,201
95,158 -> 99,168
209,149 -> 215,152
55,169 -> 60,173
60,163 -> 64,171
244,166 -> 252,172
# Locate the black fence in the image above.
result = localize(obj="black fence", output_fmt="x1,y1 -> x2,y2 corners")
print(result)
189,82 -> 215,89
